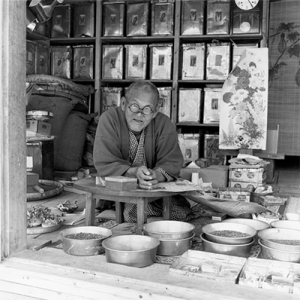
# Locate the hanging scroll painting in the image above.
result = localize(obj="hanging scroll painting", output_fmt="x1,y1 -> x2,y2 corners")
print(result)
219,48 -> 269,150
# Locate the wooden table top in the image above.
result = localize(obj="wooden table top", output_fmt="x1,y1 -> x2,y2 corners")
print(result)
74,177 -> 181,198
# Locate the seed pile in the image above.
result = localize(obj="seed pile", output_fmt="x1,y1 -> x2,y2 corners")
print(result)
269,239 -> 300,246
210,230 -> 250,238
65,232 -> 106,240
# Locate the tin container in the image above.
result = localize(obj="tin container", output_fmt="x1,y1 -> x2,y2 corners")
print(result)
73,2 -> 95,37
181,0 -> 204,35
182,43 -> 205,80
36,41 -> 50,75
51,46 -> 72,79
218,187 -> 251,202
125,44 -> 147,79
126,2 -> 149,36
178,88 -> 201,123
51,4 -> 71,38
73,45 -> 94,79
206,42 -> 230,80
34,20 -> 51,37
103,2 -> 124,37
206,0 -> 230,35
204,133 -> 223,165
101,87 -> 123,113
102,45 -> 123,79
178,134 -> 200,162
151,0 -> 174,36
26,40 -> 37,75
203,88 -> 221,123
157,87 -> 172,118
149,44 -> 172,80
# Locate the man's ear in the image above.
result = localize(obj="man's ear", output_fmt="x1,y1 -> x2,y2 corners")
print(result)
152,105 -> 159,119
121,97 -> 126,111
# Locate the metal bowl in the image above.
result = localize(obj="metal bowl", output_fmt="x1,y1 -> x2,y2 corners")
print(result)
60,226 -> 112,256
258,239 -> 300,263
258,228 -> 300,251
202,223 -> 257,245
143,220 -> 195,240
271,220 -> 300,231
201,233 -> 254,258
102,235 -> 160,268
222,218 -> 269,231
157,233 -> 195,256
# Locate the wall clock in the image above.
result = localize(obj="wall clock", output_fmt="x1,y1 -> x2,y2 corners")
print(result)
235,0 -> 260,11
233,0 -> 261,34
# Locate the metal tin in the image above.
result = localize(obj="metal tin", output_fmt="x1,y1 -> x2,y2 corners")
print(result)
157,87 -> 172,118
101,87 -> 123,113
73,2 -> 95,37
178,133 -> 200,162
206,0 -> 230,35
203,88 -> 221,123
26,40 -> 37,75
206,42 -> 230,80
36,41 -> 50,75
51,4 -> 71,38
151,0 -> 174,36
204,133 -> 223,165
149,44 -> 172,79
181,0 -> 204,35
103,2 -> 125,37
125,44 -> 147,79
73,45 -> 94,79
126,2 -> 149,36
102,45 -> 124,79
178,88 -> 201,123
51,46 -> 72,79
34,20 -> 51,37
182,43 -> 205,80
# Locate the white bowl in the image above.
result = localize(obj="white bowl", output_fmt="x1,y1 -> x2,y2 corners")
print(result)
271,220 -> 300,231
222,218 -> 269,231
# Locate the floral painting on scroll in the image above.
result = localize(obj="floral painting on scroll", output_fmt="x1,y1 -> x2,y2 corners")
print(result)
219,48 -> 269,150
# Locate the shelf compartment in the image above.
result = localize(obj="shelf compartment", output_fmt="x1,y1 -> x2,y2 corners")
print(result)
50,37 -> 96,45
101,36 -> 174,45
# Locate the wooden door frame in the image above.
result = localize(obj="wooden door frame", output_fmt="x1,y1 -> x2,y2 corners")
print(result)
0,0 -> 27,260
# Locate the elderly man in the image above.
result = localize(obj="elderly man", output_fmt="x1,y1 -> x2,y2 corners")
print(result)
93,81 -> 192,222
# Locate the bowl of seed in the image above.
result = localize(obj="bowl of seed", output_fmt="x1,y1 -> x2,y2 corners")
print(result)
202,223 -> 257,245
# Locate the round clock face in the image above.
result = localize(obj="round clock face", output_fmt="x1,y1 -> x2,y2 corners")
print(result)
235,0 -> 259,11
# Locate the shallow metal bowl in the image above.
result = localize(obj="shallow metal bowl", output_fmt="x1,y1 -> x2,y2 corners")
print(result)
102,235 -> 160,268
143,220 -> 195,240
60,226 -> 112,256
202,223 -> 257,245
271,220 -> 300,231
157,233 -> 195,256
222,218 -> 269,231
258,228 -> 300,251
201,233 -> 254,258
258,239 -> 300,263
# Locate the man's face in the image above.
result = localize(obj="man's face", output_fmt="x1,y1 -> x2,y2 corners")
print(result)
122,88 -> 158,132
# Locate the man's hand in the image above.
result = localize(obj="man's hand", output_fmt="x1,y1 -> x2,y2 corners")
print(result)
136,166 -> 159,190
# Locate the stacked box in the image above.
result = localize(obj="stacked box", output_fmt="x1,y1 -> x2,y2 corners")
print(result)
218,187 -> 251,202
26,120 -> 51,137
157,87 -> 172,118
103,2 -> 125,37
51,4 -> 71,38
178,88 -> 201,123
178,134 -> 200,162
126,2 -> 149,36
125,44 -> 147,79
101,87 -> 123,113
203,87 -> 222,123
206,43 -> 230,80
26,40 -> 37,75
181,0 -> 205,35
51,46 -> 72,79
36,41 -> 50,75
151,0 -> 174,36
102,45 -> 123,79
149,44 -> 172,79
73,45 -> 94,79
73,2 -> 95,37
182,43 -> 205,80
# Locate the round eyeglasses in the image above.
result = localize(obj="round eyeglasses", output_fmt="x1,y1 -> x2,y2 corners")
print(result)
128,103 -> 154,115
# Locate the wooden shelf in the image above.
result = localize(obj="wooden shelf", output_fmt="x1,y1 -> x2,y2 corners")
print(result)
176,123 -> 219,127
101,36 -> 174,44
50,37 -> 96,45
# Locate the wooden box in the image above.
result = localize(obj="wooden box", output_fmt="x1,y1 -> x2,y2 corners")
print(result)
104,176 -> 137,191
238,257 -> 300,295
170,250 -> 247,284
